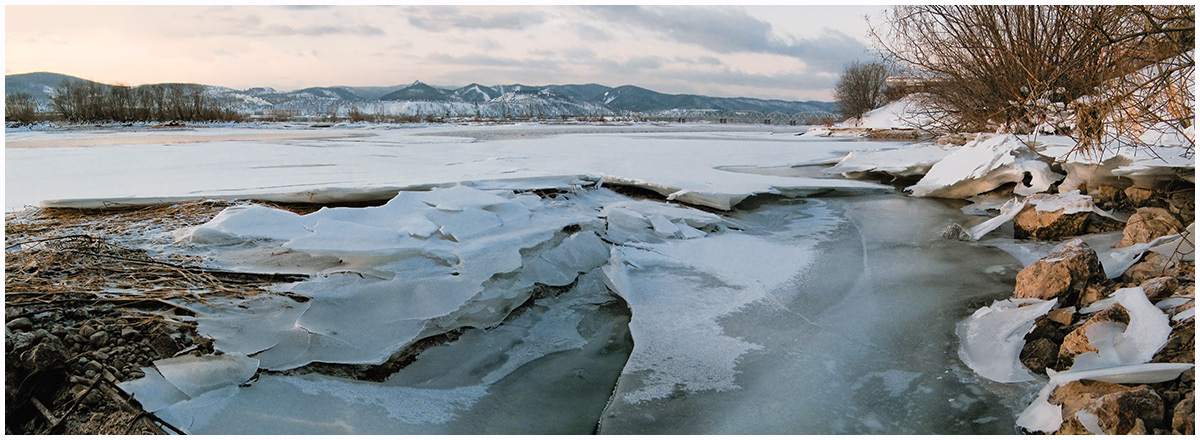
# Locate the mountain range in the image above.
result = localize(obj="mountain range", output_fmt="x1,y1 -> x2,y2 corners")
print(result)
5,72 -> 838,119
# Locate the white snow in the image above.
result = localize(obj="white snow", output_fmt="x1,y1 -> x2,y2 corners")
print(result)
955,298 -> 1057,383
841,96 -> 930,130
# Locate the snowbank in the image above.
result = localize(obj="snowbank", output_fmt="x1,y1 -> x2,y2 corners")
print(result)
841,96 -> 930,130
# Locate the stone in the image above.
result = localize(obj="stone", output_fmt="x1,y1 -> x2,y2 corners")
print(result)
1084,212 -> 1127,234
1139,276 -> 1179,301
1047,307 -> 1076,326
1173,391 -> 1195,435
1050,379 -> 1139,418
88,331 -> 109,348
1058,304 -> 1130,368
148,330 -> 181,358
1086,388 -> 1165,434
1124,253 -> 1178,284
78,324 -> 97,339
85,360 -> 103,373
1118,207 -> 1184,248
6,317 -> 33,331
19,340 -> 68,373
1014,239 -> 1103,301
1091,185 -> 1126,210
1020,338 -> 1059,373
1013,194 -> 1093,240
1124,187 -> 1156,207
1077,285 -> 1109,309
120,328 -> 139,339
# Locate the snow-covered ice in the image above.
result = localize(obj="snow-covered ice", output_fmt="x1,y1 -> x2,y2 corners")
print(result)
906,134 -> 1062,199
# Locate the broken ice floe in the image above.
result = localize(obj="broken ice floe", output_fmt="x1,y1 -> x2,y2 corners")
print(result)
121,268 -> 623,434
906,134 -> 1062,199
1015,362 -> 1195,433
176,186 -> 610,370
825,142 -> 952,178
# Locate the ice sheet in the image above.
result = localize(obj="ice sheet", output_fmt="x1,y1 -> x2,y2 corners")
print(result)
6,127 -> 896,212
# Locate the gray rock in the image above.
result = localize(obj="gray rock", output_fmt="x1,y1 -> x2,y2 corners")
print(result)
88,330 -> 109,348
6,317 -> 33,331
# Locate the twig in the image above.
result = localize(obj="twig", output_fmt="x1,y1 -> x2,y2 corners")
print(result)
30,397 -> 59,427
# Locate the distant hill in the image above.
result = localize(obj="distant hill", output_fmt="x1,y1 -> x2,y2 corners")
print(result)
5,72 -> 104,102
5,71 -> 837,119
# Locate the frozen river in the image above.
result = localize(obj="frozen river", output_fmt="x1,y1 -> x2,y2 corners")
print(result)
5,123 -> 1039,434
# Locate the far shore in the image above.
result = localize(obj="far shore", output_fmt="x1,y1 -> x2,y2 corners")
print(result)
4,129 -> 371,149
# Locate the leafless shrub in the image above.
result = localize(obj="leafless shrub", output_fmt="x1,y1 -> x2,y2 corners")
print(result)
6,92 -> 38,124
871,5 -> 1194,157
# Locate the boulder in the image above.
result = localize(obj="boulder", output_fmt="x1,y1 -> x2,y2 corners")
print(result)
1012,193 -> 1099,240
1173,391 -> 1195,435
19,339 -> 68,373
1086,388 -> 1165,434
1139,276 -> 1179,301
1050,379 -> 1140,419
1124,253 -> 1180,284
1058,304 -> 1130,368
1014,209 -> 1090,241
6,317 -> 33,331
1124,187 -> 1156,207
1118,207 -> 1184,248
1014,239 -> 1104,301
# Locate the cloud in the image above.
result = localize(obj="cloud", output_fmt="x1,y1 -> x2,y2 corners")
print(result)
406,7 -> 547,31
260,24 -> 385,37
581,6 -> 870,72
425,53 -> 560,71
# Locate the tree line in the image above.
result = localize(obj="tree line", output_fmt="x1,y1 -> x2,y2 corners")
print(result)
6,79 -> 244,124
835,5 -> 1193,155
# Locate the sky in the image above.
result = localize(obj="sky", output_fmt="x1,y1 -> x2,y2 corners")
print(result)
4,4 -> 889,101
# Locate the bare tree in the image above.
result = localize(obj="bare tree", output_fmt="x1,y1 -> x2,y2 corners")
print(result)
834,61 -> 889,120
5,92 -> 38,124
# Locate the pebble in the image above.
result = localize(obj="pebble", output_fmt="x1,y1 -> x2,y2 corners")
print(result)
78,324 -> 97,339
88,331 -> 109,347
120,328 -> 139,339
6,317 -> 33,330
85,360 -> 103,372
84,369 -> 97,379
91,351 -> 109,361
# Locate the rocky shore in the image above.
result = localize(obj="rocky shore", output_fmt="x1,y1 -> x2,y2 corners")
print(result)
973,184 -> 1194,434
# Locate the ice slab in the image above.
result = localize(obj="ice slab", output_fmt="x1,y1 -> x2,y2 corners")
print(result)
141,268 -> 631,435
1070,287 -> 1172,371
956,298 -> 1057,383
178,186 -> 611,370
1016,362 -> 1195,433
825,142 -> 952,178
154,353 -> 260,399
906,134 -> 1062,199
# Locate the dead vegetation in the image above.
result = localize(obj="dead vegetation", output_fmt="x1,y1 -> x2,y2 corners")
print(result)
4,201 -> 309,434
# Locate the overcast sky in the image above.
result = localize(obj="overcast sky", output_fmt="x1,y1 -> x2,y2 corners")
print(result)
5,5 -> 889,101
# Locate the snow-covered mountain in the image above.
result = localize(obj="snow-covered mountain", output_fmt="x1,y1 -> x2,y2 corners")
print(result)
5,72 -> 838,119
